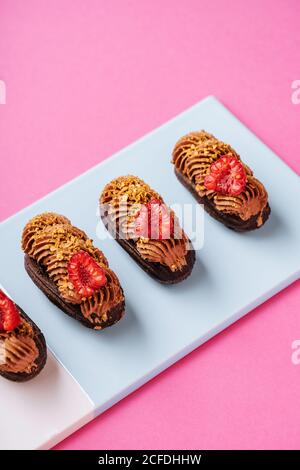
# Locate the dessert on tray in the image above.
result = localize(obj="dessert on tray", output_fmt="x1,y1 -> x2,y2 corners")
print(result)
172,130 -> 270,231
22,213 -> 125,330
0,290 -> 47,382
100,175 -> 195,284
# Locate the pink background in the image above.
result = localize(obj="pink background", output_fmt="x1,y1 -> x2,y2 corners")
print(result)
0,0 -> 299,449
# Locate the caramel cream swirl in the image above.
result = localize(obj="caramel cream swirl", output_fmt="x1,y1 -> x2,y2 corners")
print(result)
81,269 -> 123,324
0,319 -> 39,374
100,175 -> 190,271
172,131 -> 268,224
136,236 -> 189,272
22,213 -> 124,326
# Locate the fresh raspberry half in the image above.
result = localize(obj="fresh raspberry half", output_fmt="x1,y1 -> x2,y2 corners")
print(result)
0,290 -> 21,332
134,198 -> 174,240
67,250 -> 107,298
204,155 -> 247,196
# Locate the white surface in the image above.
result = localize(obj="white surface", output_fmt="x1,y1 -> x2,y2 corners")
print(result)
0,96 -> 299,448
0,350 -> 94,450
0,285 -> 94,450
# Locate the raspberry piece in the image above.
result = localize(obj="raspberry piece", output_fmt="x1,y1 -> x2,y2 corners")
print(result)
204,155 -> 247,196
134,198 -> 174,240
67,250 -> 107,298
0,290 -> 21,332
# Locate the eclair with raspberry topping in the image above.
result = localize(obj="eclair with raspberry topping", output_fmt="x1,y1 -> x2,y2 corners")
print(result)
0,290 -> 47,382
22,213 -> 125,330
172,131 -> 270,231
100,176 -> 195,284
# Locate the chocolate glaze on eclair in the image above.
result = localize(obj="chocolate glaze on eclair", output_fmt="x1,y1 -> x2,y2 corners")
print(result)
0,291 -> 47,382
172,131 -> 270,232
22,213 -> 125,330
100,176 -> 195,284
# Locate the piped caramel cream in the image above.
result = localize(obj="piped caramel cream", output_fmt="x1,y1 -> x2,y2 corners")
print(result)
0,319 -> 39,375
172,131 -> 268,224
136,237 -> 189,272
22,213 -> 124,327
100,176 -> 190,272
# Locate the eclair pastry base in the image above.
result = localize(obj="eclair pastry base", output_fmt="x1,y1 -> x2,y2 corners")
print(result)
22,213 -> 125,330
100,176 -> 195,284
172,131 -> 270,231
103,221 -> 196,284
175,168 -> 271,232
0,306 -> 47,382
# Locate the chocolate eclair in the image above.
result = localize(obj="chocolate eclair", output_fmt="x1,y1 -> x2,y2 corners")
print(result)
100,176 -> 195,284
22,213 -> 125,330
0,290 -> 47,382
172,131 -> 270,231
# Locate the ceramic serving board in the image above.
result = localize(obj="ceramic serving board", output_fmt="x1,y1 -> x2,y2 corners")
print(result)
0,96 -> 299,450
